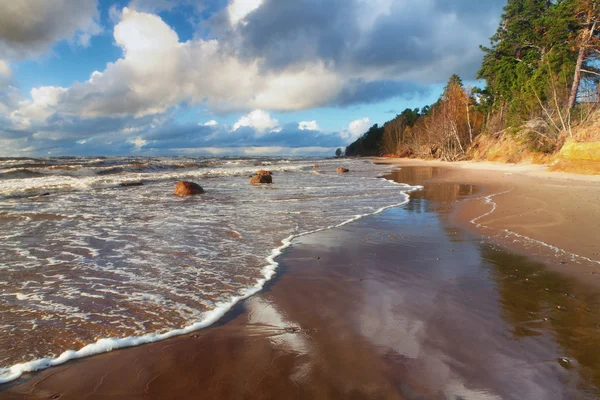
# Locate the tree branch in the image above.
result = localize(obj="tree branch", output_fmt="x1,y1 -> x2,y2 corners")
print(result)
581,69 -> 600,77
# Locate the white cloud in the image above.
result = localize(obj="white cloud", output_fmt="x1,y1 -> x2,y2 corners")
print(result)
203,120 -> 218,126
0,0 -> 503,157
298,120 -> 319,131
228,0 -> 263,26
0,59 -> 11,93
0,60 -> 10,77
129,136 -> 148,151
7,8 -> 345,125
10,86 -> 68,128
0,0 -> 101,60
232,110 -> 279,134
341,117 -> 371,141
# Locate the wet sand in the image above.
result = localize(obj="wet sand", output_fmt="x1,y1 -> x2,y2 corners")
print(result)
376,159 -> 600,285
2,166 -> 600,399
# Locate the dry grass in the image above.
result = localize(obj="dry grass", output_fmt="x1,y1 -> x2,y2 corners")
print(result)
469,133 -> 556,164
549,159 -> 600,175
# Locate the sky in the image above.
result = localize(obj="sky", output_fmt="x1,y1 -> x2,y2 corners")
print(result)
0,0 -> 505,157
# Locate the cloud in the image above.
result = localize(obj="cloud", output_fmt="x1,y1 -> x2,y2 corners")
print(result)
0,60 -> 10,77
129,0 -> 180,12
0,0 -> 101,60
333,80 -> 429,106
7,8 -> 346,126
0,107 -> 355,157
232,110 -> 279,133
232,0 -> 502,81
228,0 -> 263,26
341,117 -> 371,141
299,120 -> 319,131
4,1 -> 497,131
0,0 -> 505,156
203,120 -> 218,126
10,86 -> 68,128
129,136 -> 149,151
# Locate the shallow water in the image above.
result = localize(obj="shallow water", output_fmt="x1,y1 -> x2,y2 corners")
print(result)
0,157 -> 415,380
2,166 -> 600,399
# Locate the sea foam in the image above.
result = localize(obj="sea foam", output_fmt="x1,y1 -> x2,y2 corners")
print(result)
0,180 -> 413,384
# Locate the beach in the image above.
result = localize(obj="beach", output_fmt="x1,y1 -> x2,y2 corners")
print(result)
376,158 -> 600,284
2,161 -> 600,399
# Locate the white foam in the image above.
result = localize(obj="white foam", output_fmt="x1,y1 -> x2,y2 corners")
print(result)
0,183 -> 413,384
0,164 -> 309,198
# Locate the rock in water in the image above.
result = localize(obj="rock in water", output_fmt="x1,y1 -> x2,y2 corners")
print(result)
250,174 -> 273,184
337,167 -> 350,173
174,181 -> 205,196
256,170 -> 273,176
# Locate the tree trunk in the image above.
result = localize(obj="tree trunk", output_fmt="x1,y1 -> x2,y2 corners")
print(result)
568,45 -> 586,112
466,98 -> 473,144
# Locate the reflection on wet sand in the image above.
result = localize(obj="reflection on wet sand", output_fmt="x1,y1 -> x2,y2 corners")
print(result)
2,166 -> 600,399
484,247 -> 600,392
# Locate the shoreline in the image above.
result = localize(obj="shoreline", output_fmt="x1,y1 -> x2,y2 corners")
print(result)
2,164 -> 600,398
0,166 -> 416,386
375,158 -> 600,287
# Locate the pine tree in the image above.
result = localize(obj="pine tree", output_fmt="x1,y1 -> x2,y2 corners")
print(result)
477,0 -> 576,124
567,0 -> 600,110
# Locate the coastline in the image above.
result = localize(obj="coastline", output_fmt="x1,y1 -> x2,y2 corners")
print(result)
0,170 -> 415,386
2,164 -> 600,398
374,158 -> 600,286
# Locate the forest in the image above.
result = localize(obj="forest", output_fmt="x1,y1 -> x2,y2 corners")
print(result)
344,0 -> 600,162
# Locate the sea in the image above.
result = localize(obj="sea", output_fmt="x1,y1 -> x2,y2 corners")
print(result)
0,156 -> 416,383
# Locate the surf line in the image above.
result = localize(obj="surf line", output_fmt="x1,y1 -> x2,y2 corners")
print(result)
0,183 -> 416,385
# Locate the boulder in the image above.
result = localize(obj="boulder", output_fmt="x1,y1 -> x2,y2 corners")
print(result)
337,167 -> 350,173
256,170 -> 273,176
312,165 -> 319,169
174,181 -> 205,196
250,174 -> 273,184
227,231 -> 244,240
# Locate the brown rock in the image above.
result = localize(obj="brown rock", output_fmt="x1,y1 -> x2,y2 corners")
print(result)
250,174 -> 273,184
312,165 -> 319,169
174,181 -> 205,196
256,170 -> 273,176
227,231 -> 244,240
337,167 -> 349,173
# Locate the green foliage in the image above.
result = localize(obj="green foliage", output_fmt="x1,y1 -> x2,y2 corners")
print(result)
343,0 -> 599,159
443,74 -> 464,98
477,0 -> 579,125
344,124 -> 384,156
394,108 -> 421,128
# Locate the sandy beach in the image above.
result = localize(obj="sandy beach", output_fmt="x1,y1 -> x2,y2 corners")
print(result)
2,163 -> 600,399
375,158 -> 600,285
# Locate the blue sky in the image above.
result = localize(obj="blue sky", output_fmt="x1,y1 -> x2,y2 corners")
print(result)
0,0 -> 504,157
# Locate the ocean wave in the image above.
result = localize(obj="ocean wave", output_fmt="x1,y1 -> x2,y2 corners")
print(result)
0,164 -> 308,198
0,184 -> 413,384
0,157 -> 411,384
0,169 -> 47,180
